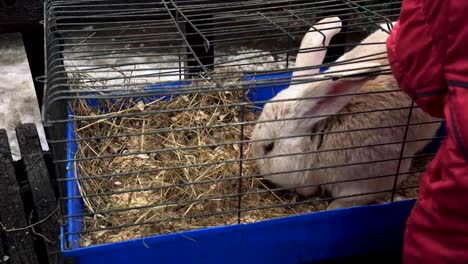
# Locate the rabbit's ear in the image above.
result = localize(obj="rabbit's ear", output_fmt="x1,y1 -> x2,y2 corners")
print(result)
292,17 -> 342,82
293,62 -> 381,127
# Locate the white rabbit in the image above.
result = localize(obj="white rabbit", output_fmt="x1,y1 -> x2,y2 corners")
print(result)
250,17 -> 440,210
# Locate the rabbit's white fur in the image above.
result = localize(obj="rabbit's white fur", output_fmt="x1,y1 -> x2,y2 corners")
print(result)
250,18 -> 440,210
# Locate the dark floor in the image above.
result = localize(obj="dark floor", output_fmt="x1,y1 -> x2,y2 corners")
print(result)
309,250 -> 402,264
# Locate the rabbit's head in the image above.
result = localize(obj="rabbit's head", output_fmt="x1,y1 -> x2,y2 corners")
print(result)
250,17 -> 382,196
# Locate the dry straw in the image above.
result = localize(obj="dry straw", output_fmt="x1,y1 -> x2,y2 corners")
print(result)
68,68 -> 427,247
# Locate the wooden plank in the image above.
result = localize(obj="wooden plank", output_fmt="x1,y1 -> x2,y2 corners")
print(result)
0,129 -> 40,264
16,124 -> 64,264
0,235 -> 6,263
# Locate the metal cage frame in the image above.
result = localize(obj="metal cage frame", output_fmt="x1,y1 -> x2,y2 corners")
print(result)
42,0 -> 444,255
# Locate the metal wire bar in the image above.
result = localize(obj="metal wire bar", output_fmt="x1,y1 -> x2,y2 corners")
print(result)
53,119 -> 439,164
59,151 -> 438,185
63,179 -> 421,219
169,0 -> 212,51
47,0 -> 395,16
49,114 -> 439,145
65,185 -> 418,236
44,36 -> 384,69
342,0 -> 395,33
161,0 -> 221,88
56,133 -> 442,178
46,68 -> 395,111
47,57 -> 391,90
391,99 -> 416,201
61,151 -> 436,186
54,124 -> 438,167
47,47 -> 389,79
47,13 -> 398,39
257,11 -> 297,41
47,23 -> 389,51
62,163 -> 433,201
60,97 -> 418,126
47,10 -> 397,41
237,82 -> 247,223
55,90 -> 409,125
44,3 -> 394,43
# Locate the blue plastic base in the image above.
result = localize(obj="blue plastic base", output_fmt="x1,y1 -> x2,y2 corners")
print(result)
63,199 -> 415,264
63,69 -> 441,263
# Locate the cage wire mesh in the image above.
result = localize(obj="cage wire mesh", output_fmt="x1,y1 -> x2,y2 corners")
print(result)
43,0 -> 443,249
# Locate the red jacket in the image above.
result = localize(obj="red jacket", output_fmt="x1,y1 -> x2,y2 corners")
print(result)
387,0 -> 468,263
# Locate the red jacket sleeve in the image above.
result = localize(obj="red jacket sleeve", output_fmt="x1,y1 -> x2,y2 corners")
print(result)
386,0 -> 446,118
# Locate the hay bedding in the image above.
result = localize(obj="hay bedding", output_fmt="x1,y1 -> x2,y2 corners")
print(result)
70,70 -> 429,247
71,70 -> 321,246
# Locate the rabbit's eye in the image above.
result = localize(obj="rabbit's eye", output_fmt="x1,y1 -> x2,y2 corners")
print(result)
264,142 -> 274,154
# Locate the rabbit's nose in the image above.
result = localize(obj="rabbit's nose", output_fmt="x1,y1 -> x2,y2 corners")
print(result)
294,189 -> 303,196
295,186 -> 316,197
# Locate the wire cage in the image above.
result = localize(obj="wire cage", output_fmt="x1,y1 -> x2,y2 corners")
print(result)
43,0 -> 445,263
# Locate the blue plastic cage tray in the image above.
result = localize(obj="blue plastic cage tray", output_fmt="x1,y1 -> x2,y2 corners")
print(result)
62,69 -> 445,264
